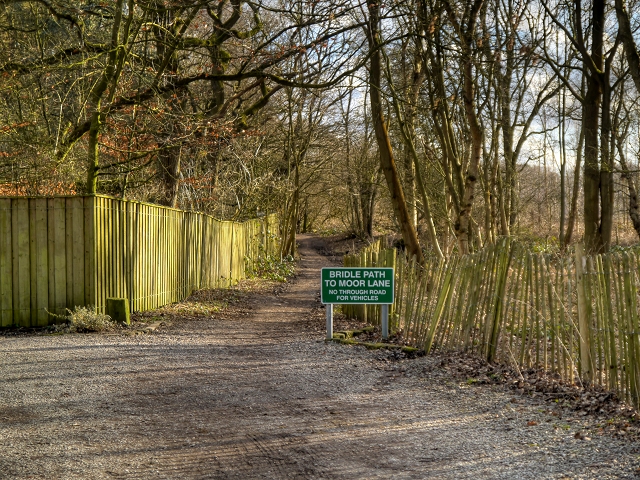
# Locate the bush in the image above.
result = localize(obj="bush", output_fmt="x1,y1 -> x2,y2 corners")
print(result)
50,306 -> 116,333
247,253 -> 296,282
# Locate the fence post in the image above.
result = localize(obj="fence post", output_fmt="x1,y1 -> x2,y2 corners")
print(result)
575,243 -> 593,382
486,239 -> 512,363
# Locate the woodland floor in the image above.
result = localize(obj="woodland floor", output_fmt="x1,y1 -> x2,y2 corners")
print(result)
2,235 -> 640,478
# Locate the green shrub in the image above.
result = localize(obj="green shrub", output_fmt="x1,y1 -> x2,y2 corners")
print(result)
246,252 -> 296,282
50,306 -> 116,333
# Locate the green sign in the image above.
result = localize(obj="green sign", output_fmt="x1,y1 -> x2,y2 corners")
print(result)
321,267 -> 394,304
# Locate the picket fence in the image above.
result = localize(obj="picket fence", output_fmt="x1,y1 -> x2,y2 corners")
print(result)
345,240 -> 640,410
0,195 -> 278,327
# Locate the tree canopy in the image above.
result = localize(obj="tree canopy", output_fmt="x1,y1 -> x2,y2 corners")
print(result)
4,0 -> 640,255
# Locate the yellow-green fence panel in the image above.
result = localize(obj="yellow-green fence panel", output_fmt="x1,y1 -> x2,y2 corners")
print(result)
0,195 -> 279,326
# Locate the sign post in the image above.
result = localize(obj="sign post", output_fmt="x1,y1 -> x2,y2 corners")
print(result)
326,303 -> 333,340
381,304 -> 389,341
321,267 -> 395,340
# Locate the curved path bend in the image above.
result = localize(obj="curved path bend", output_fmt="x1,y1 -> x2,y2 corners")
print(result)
0,235 -> 638,479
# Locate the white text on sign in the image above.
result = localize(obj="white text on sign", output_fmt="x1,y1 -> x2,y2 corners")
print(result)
328,270 -> 389,279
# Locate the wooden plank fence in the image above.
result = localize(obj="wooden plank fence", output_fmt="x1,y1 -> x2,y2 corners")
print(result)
0,195 -> 278,327
342,239 -> 396,324
346,240 -> 640,410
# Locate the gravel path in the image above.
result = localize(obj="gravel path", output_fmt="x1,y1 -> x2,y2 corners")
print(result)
1,234 -> 639,479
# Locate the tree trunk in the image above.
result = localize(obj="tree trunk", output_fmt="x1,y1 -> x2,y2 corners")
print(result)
615,0 -> 640,240
564,76 -> 586,248
85,0 -> 128,193
157,144 -> 182,207
367,1 -> 424,263
600,74 -> 614,251
615,0 -> 640,94
281,164 -> 299,258
86,108 -> 103,194
582,0 -> 605,253
559,86 -> 567,248
402,52 -> 422,229
498,33 -> 516,230
617,141 -> 640,238
386,44 -> 444,258
565,127 -> 583,247
444,0 -> 485,255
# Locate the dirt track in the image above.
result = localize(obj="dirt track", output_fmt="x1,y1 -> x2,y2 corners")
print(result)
1,235 -> 640,479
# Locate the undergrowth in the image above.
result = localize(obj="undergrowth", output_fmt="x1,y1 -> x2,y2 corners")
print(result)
246,250 -> 295,282
49,306 -> 117,333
